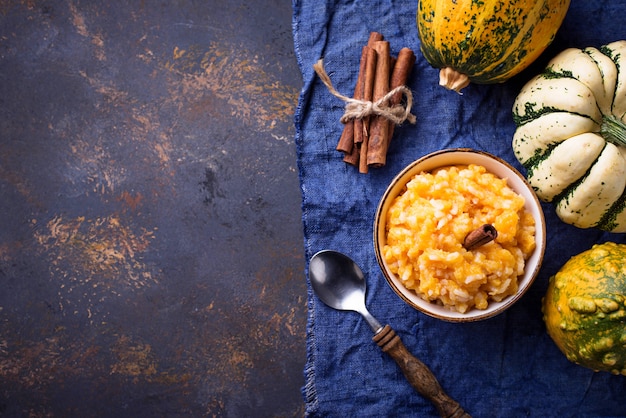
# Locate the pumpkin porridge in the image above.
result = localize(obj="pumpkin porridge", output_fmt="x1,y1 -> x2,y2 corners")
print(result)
382,164 -> 536,313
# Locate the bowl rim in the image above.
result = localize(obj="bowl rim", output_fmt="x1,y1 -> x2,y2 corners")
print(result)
373,148 -> 547,322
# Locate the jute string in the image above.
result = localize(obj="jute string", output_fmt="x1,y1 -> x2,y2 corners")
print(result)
313,59 -> 416,125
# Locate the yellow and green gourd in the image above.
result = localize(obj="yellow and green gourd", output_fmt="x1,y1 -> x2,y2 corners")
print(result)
512,41 -> 626,232
416,0 -> 570,92
543,242 -> 626,375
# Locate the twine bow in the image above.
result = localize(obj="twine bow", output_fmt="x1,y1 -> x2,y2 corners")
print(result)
313,59 -> 416,125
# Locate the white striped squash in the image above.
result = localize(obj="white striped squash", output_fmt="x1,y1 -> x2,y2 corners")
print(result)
512,41 -> 626,232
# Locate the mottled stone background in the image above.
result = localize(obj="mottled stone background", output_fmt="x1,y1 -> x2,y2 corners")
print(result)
0,1 -> 306,416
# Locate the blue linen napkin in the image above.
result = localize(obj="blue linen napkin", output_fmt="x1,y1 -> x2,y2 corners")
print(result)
292,1 -> 626,416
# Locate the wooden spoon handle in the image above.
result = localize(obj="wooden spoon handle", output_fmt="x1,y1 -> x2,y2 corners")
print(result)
373,325 -> 471,418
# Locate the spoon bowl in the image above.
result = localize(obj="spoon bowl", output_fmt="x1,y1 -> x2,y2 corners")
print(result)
309,250 -> 382,332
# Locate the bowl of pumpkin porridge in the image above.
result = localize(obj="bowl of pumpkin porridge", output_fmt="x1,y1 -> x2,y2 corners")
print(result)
374,149 -> 546,322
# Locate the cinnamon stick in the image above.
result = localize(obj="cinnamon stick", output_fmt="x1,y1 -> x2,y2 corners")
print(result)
336,46 -> 369,154
359,132 -> 369,174
388,48 -> 416,140
368,31 -> 384,45
463,224 -> 498,251
390,48 -> 416,106
354,32 -> 383,147
366,40 -> 391,168
337,120 -> 355,154
343,140 -> 360,166
355,46 -> 377,147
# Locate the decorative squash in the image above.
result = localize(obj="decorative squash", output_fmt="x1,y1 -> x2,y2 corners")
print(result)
542,242 -> 626,375
416,0 -> 570,92
512,41 -> 626,233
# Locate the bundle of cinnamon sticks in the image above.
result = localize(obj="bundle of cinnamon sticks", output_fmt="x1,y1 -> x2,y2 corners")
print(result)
337,32 -> 416,174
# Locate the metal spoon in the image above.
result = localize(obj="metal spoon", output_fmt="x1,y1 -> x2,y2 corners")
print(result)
309,249 -> 471,418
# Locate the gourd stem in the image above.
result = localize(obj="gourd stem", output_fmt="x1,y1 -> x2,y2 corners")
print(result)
601,114 -> 626,147
438,67 -> 470,94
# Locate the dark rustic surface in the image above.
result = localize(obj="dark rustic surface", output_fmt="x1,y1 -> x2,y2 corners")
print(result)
0,1 -> 306,416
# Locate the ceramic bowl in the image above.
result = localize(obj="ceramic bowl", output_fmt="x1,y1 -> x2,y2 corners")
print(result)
373,148 -> 546,322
